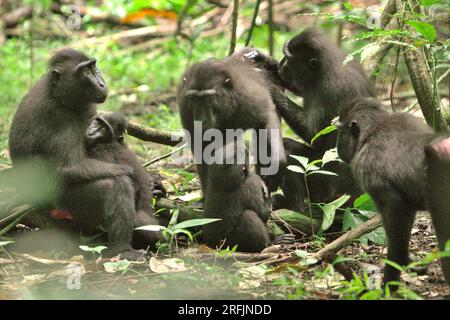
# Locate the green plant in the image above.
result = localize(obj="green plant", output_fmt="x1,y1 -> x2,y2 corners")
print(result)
79,245 -> 108,260
342,193 -> 386,245
287,153 -> 340,234
272,267 -> 308,299
136,208 -> 220,255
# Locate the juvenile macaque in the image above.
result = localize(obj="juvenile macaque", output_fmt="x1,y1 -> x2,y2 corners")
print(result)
85,112 -> 163,249
203,142 -> 271,252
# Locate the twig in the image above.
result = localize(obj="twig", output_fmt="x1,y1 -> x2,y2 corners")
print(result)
312,214 -> 383,261
228,0 -> 239,56
70,24 -> 177,48
245,0 -> 262,46
143,143 -> 188,167
190,251 -> 283,263
267,0 -> 274,56
175,0 -> 195,36
28,4 -> 34,89
389,47 -> 401,111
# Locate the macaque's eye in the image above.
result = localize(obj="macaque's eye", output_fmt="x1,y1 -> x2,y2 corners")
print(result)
349,120 -> 359,136
241,164 -> 249,178
309,57 -> 319,67
224,78 -> 233,89
117,136 -> 124,144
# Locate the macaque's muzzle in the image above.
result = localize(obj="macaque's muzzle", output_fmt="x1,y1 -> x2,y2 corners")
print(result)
185,89 -> 222,129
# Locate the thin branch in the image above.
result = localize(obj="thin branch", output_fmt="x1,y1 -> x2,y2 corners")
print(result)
245,0 -> 262,46
228,0 -> 239,55
143,143 -> 187,167
389,47 -> 401,111
267,0 -> 274,56
312,214 -> 383,261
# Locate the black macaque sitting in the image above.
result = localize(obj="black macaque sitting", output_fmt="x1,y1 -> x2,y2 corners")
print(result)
336,97 -> 450,289
203,142 -> 271,253
8,48 -> 144,260
177,56 -> 286,194
84,112 -> 163,250
239,28 -> 376,212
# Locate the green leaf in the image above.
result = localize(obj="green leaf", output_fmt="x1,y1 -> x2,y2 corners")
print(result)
173,229 -> 193,242
0,241 -> 13,247
343,2 -> 353,10
353,193 -> 377,212
319,195 -> 351,230
343,208 -> 362,231
294,250 -> 308,259
287,165 -> 305,174
289,155 -> 309,168
79,245 -> 107,254
407,20 -> 437,41
384,260 -> 404,272
322,148 -> 341,166
135,225 -> 166,232
168,208 -> 180,226
359,290 -> 383,300
332,255 -> 354,265
328,194 -> 351,208
419,0 -> 440,6
308,159 -> 323,168
306,164 -> 321,172
308,170 -> 338,176
360,226 -> 386,245
310,125 -> 337,145
172,218 -> 221,230
320,205 -> 336,231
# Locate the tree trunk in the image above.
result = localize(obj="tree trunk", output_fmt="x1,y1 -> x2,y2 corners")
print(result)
393,0 -> 448,131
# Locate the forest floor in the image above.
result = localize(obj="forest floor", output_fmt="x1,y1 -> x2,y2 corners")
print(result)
0,213 -> 448,300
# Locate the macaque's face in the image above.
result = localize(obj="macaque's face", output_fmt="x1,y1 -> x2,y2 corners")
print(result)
179,59 -> 237,130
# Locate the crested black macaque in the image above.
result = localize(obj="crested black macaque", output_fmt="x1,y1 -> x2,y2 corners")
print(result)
242,28 -> 376,211
177,57 -> 286,193
84,112 -> 162,249
203,142 -> 271,252
336,97 -> 450,288
8,48 -> 143,260
426,135 -> 450,288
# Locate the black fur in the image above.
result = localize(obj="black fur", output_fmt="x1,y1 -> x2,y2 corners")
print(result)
203,142 -> 271,252
336,97 -> 450,288
243,28 -> 376,212
178,57 -> 286,193
85,112 -> 163,249
8,48 -> 143,260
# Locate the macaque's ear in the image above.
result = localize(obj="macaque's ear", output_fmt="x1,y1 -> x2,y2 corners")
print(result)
350,120 -> 359,136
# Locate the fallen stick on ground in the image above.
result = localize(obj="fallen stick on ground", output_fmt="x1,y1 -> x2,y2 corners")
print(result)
313,214 -> 383,261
